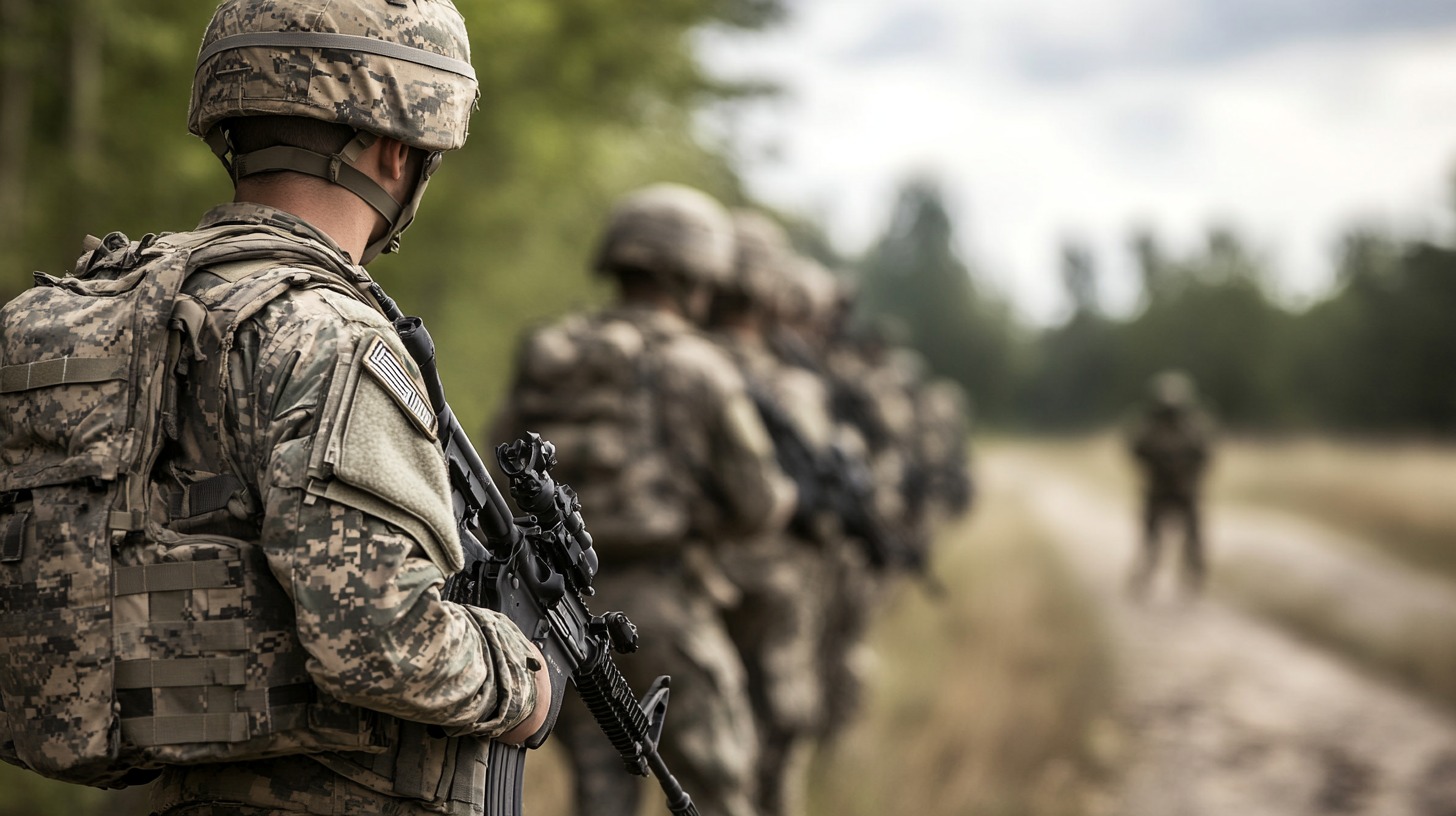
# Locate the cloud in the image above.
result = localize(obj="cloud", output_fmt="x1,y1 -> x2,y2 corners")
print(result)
837,5 -> 958,64
700,1 -> 1456,323
1008,0 -> 1456,82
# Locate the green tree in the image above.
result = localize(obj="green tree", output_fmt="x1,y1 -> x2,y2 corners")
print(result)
854,178 -> 1020,420
1018,238 -> 1122,429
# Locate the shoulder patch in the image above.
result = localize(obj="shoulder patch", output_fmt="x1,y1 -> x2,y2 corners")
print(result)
361,335 -> 438,440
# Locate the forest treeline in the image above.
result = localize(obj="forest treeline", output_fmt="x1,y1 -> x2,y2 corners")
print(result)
2,1 -> 1452,436
847,180 -> 1456,434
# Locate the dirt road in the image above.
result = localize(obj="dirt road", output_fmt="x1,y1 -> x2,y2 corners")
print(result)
991,448 -> 1456,816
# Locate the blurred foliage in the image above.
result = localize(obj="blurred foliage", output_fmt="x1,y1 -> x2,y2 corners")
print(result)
852,179 -> 1024,422
852,179 -> 1456,434
0,0 -> 780,434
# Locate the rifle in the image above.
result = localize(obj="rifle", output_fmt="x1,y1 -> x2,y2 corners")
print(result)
748,387 -> 924,578
371,284 -> 698,816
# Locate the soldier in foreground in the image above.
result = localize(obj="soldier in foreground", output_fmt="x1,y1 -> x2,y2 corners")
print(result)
0,1 -> 551,814
1127,370 -> 1215,598
493,184 -> 796,816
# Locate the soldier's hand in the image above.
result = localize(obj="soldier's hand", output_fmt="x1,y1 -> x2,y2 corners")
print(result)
498,639 -> 552,746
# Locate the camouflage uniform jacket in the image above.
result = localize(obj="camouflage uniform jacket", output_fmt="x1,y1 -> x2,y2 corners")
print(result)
153,204 -> 538,810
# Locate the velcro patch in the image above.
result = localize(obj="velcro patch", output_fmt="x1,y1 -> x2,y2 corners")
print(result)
361,335 -> 437,440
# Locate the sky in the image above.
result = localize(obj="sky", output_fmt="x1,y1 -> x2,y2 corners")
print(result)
697,0 -> 1456,323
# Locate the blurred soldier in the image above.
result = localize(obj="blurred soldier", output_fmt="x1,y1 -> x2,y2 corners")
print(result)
913,378 -> 976,522
493,185 -> 796,816
1127,370 -> 1215,597
0,2 -> 552,814
706,210 -> 835,816
781,267 -> 910,743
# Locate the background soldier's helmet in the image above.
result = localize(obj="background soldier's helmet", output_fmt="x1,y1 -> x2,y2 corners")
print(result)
593,184 -> 735,287
729,209 -> 792,308
188,0 -> 478,261
780,256 -> 842,328
1149,369 -> 1197,410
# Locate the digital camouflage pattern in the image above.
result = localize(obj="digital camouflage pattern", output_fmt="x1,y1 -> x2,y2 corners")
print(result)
715,335 -> 833,816
0,229 -> 199,784
812,330 -> 920,741
495,304 -> 795,816
0,203 -> 539,812
190,0 -> 478,152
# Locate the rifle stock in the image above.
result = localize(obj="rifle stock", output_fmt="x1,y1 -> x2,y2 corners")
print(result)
372,285 -> 698,816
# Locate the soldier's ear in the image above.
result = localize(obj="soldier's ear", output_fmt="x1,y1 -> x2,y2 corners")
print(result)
379,138 -> 412,183
358,136 -> 412,186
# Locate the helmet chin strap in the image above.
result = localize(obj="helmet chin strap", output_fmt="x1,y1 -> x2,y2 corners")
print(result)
205,126 -> 437,264
362,150 -> 440,264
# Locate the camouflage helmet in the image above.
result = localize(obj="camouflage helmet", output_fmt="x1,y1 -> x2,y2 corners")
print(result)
593,184 -> 735,287
1149,369 -> 1197,409
189,0 -> 479,262
788,257 -> 843,327
729,209 -> 792,307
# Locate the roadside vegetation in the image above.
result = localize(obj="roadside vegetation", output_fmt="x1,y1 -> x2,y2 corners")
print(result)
1209,436 -> 1456,580
1011,433 -> 1456,718
801,477 -> 1120,816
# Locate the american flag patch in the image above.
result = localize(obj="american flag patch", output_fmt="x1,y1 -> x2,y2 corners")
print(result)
362,335 -> 437,439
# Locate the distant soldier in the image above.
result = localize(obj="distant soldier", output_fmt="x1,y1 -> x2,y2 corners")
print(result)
706,210 -> 835,816
913,378 -> 976,521
493,184 -> 796,816
1127,370 -> 1214,597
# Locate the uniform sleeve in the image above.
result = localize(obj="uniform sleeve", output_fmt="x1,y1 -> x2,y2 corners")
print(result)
679,342 -> 796,538
247,295 -> 538,737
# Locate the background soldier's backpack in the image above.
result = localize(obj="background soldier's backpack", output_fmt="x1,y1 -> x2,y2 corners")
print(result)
502,312 -> 692,555
0,228 -> 382,787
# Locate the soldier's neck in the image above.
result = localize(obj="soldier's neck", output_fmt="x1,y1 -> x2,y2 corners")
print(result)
235,177 -> 385,265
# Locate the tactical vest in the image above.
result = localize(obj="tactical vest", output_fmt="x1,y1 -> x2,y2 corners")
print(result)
0,226 -> 390,787
507,312 -> 693,557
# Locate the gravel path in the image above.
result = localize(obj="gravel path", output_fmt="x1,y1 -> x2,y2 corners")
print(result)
991,449 -> 1456,816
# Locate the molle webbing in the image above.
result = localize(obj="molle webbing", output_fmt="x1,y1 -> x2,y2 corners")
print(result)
0,511 -> 27,562
117,657 -> 246,689
113,547 -> 314,748
168,474 -> 245,520
0,356 -> 128,393
114,560 -> 234,595
119,683 -> 314,747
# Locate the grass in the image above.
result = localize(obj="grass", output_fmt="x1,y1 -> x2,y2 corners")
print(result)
1208,436 -> 1456,581
800,483 -> 1120,816
1210,558 -> 1456,713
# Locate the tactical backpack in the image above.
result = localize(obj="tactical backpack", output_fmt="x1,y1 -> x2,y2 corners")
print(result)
0,227 -> 384,787
504,312 -> 693,556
